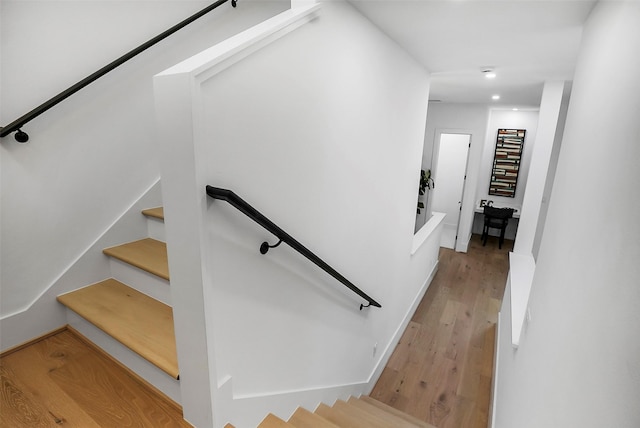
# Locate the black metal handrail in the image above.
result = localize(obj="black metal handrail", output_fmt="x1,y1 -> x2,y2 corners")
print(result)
0,0 -> 237,143
205,186 -> 382,310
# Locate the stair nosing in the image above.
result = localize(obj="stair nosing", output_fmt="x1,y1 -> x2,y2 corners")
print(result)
142,207 -> 164,220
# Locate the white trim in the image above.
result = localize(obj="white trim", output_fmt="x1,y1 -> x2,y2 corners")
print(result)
366,259 -> 440,393
432,128 -> 475,253
509,252 -> 535,347
0,177 -> 161,320
214,256 -> 441,427
157,4 -> 321,82
411,211 -> 445,255
211,223 -> 443,427
490,311 -> 502,428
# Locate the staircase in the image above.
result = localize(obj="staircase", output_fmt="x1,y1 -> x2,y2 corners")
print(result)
56,206 -> 180,401
246,396 -> 436,428
55,206 -> 435,428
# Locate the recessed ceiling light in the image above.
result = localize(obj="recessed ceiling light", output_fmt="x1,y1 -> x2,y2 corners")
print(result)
482,68 -> 497,79
492,95 -> 500,100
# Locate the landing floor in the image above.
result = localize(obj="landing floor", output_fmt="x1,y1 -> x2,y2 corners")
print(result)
0,328 -> 190,427
371,234 -> 511,428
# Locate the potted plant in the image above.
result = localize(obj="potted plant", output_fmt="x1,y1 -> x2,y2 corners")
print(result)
417,169 -> 434,214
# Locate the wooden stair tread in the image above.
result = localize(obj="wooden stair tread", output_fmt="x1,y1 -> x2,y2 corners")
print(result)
258,413 -> 295,427
289,407 -> 339,427
332,400 -> 397,428
315,402 -> 381,428
346,397 -> 424,428
57,279 -> 178,379
142,207 -> 164,220
358,396 -> 436,428
103,238 -> 169,280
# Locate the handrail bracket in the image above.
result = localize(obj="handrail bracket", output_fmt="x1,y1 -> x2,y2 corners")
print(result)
260,239 -> 283,254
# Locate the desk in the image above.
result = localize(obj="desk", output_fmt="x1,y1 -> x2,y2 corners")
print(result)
473,202 -> 521,240
474,203 -> 521,218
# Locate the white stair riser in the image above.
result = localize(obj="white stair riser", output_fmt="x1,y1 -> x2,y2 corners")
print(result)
65,310 -> 181,404
146,216 -> 166,241
108,258 -> 171,305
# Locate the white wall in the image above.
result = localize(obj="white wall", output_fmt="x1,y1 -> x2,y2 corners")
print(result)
420,102 -> 489,251
0,181 -> 163,351
0,1 -> 288,324
493,2 -> 640,427
155,2 -> 441,426
513,81 -> 566,256
532,91 -> 570,260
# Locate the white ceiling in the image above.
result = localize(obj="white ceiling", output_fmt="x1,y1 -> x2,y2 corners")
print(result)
347,0 -> 597,107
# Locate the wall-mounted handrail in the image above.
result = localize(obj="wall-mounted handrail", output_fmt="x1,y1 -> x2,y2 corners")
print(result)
0,0 -> 237,143
205,186 -> 382,310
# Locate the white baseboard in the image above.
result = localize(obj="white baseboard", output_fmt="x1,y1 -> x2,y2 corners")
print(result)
490,312 -> 502,428
366,260 -> 439,395
215,375 -> 367,428
214,260 -> 440,428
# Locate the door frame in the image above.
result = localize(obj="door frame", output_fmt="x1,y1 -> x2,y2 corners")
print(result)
430,128 -> 473,250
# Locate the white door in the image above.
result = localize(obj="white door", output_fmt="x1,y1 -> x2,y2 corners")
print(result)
431,133 -> 471,249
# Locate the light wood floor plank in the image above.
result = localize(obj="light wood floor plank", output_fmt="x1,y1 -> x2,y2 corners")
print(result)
0,329 -> 189,427
371,234 -> 510,428
1,363 -> 96,428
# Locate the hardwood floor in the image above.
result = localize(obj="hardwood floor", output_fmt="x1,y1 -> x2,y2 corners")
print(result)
1,234 -> 508,428
371,234 -> 511,428
0,328 -> 190,427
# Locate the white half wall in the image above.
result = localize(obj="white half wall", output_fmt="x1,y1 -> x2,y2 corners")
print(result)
155,2 -> 440,426
492,2 -> 640,427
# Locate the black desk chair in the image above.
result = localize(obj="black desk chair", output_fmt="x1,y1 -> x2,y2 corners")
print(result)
482,206 -> 514,249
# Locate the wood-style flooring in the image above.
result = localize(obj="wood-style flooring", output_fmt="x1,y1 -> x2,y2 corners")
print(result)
1,233 -> 509,428
371,234 -> 511,428
0,328 -> 190,427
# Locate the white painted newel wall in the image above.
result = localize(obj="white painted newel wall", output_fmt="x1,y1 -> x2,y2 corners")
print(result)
155,2 -> 442,427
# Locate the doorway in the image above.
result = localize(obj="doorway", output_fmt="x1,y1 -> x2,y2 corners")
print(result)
431,132 -> 471,249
